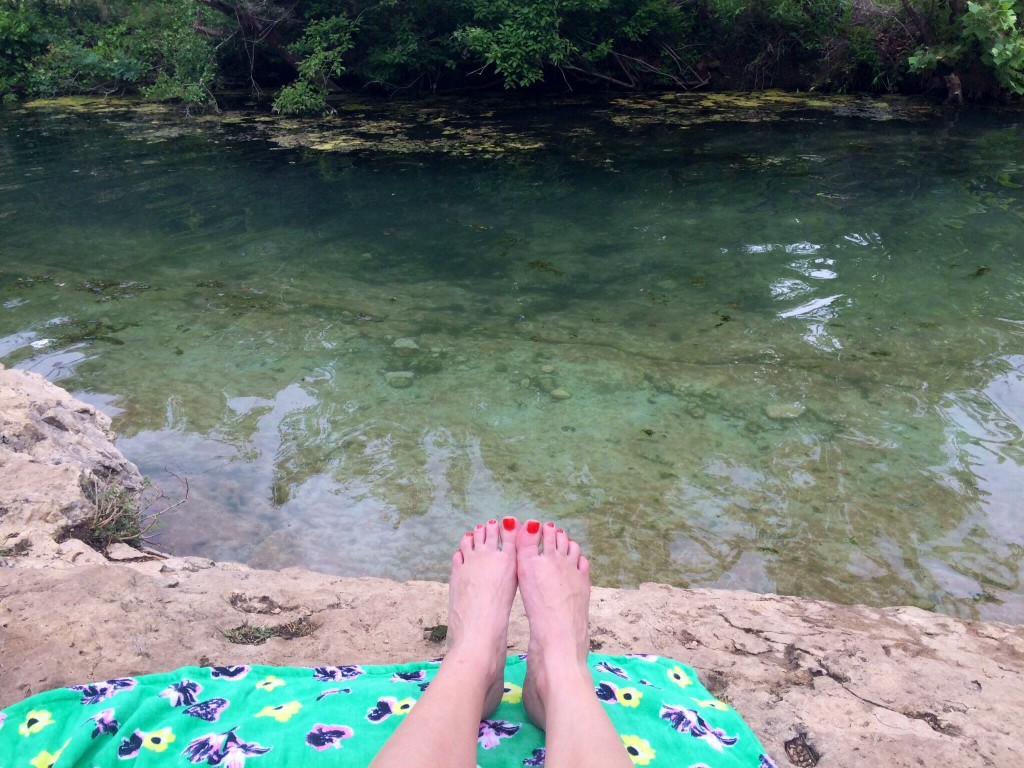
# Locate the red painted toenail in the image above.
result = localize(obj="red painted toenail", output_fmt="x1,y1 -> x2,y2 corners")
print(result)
526,520 -> 540,534
476,524 -> 484,529
556,528 -> 564,534
502,517 -> 516,531
488,519 -> 497,525
545,521 -> 555,528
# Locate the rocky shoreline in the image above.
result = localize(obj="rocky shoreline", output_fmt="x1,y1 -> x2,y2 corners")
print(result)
1,366 -> 1022,767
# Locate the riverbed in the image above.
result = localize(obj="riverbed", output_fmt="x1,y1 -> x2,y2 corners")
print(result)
1,94 -> 1021,621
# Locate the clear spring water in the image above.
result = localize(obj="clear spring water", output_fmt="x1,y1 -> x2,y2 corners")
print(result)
1,101 -> 1022,622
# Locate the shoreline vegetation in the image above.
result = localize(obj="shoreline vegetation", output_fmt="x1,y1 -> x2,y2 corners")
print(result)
2,1 -> 1023,118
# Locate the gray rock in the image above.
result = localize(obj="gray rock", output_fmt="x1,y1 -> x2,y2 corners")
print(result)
551,389 -> 572,400
385,371 -> 415,389
392,337 -> 419,351
765,403 -> 806,420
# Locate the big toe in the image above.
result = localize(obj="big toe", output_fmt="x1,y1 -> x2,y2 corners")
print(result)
516,518 -> 543,559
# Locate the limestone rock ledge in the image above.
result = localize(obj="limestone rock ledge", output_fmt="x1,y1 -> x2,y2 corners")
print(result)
1,367 -> 1022,767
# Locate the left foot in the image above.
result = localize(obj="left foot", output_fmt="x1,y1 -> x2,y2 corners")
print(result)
446,516 -> 519,718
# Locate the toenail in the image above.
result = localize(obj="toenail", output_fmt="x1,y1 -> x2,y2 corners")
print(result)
526,520 -> 540,534
476,524 -> 484,529
488,519 -> 497,525
502,517 -> 516,531
556,528 -> 564,534
545,521 -> 555,528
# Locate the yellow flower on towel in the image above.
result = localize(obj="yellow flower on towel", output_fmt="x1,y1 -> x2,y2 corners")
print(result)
502,683 -> 523,704
615,687 -> 642,708
621,735 -> 656,765
692,697 -> 729,711
19,710 -> 54,736
255,675 -> 285,692
394,698 -> 416,715
255,700 -> 302,723
29,738 -> 70,768
141,727 -> 176,752
667,665 -> 692,689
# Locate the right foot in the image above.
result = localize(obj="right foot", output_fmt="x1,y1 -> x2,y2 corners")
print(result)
516,520 -> 593,730
446,516 -> 519,719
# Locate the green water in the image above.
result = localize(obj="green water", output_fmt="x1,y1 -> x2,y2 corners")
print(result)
1,102 -> 1022,622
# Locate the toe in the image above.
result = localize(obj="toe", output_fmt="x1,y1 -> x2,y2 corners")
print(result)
555,527 -> 568,553
459,531 -> 474,558
541,521 -> 557,554
517,518 -> 542,556
578,553 -> 591,577
484,519 -> 500,550
472,523 -> 486,550
500,516 -> 519,551
567,538 -> 582,564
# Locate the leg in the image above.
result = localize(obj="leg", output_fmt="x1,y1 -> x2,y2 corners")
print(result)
370,517 -> 519,768
517,520 -> 633,768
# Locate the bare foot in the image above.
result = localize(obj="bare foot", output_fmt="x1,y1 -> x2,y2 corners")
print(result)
446,516 -> 519,718
516,520 -> 592,730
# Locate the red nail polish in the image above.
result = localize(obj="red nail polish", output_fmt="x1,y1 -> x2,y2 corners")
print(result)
556,528 -> 564,534
502,517 -> 516,531
526,520 -> 540,534
476,524 -> 484,529
545,521 -> 555,528
488,519 -> 497,525
464,532 -> 473,538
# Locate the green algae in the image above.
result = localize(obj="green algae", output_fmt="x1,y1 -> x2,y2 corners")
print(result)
19,90 -> 946,160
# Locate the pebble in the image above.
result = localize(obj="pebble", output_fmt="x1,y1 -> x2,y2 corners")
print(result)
392,337 -> 419,350
541,364 -> 555,374
385,371 -> 415,389
765,403 -> 806,420
520,378 -> 531,388
550,389 -> 572,400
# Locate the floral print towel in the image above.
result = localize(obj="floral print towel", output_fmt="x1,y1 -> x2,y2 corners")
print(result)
0,654 -> 776,767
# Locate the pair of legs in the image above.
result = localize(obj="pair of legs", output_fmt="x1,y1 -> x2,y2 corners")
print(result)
369,517 -> 633,768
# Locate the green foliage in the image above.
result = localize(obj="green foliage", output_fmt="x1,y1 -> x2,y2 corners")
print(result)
455,0 -> 577,88
910,0 -> 1024,95
0,1 -> 48,96
273,13 -> 354,114
962,0 -> 1024,93
143,0 -> 217,108
273,79 -> 328,114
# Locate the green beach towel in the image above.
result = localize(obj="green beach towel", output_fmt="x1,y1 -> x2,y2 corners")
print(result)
0,654 -> 776,767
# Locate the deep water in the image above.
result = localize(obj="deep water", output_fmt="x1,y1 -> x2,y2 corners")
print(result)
1,102 -> 1022,621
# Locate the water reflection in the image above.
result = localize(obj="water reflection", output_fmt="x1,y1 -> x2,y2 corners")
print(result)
1,107 -> 1023,621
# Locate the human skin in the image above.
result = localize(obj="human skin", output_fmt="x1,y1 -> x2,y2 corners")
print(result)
369,516 -> 631,768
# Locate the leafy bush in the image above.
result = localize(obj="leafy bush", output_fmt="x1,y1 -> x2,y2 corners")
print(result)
909,0 -> 1024,95
273,13 -> 354,114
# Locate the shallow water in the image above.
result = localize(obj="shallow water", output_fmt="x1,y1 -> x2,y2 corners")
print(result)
1,101 -> 1022,622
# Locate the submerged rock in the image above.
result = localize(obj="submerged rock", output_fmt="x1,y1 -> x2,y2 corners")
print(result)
765,403 -> 806,420
392,337 -> 419,351
384,371 -> 415,389
550,389 -> 572,400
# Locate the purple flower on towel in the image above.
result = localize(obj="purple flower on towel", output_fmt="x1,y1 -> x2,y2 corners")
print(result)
161,680 -> 202,707
312,665 -> 364,682
595,661 -> 629,679
660,705 -> 738,751
90,708 -> 120,738
305,724 -> 354,751
316,687 -> 351,701
478,719 -> 520,750
596,682 -> 618,702
523,747 -> 546,766
69,678 -> 136,705
391,670 -> 426,682
183,699 -> 229,722
182,727 -> 271,766
210,666 -> 250,680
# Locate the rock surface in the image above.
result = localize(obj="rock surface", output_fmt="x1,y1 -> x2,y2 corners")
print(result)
1,366 -> 1022,767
